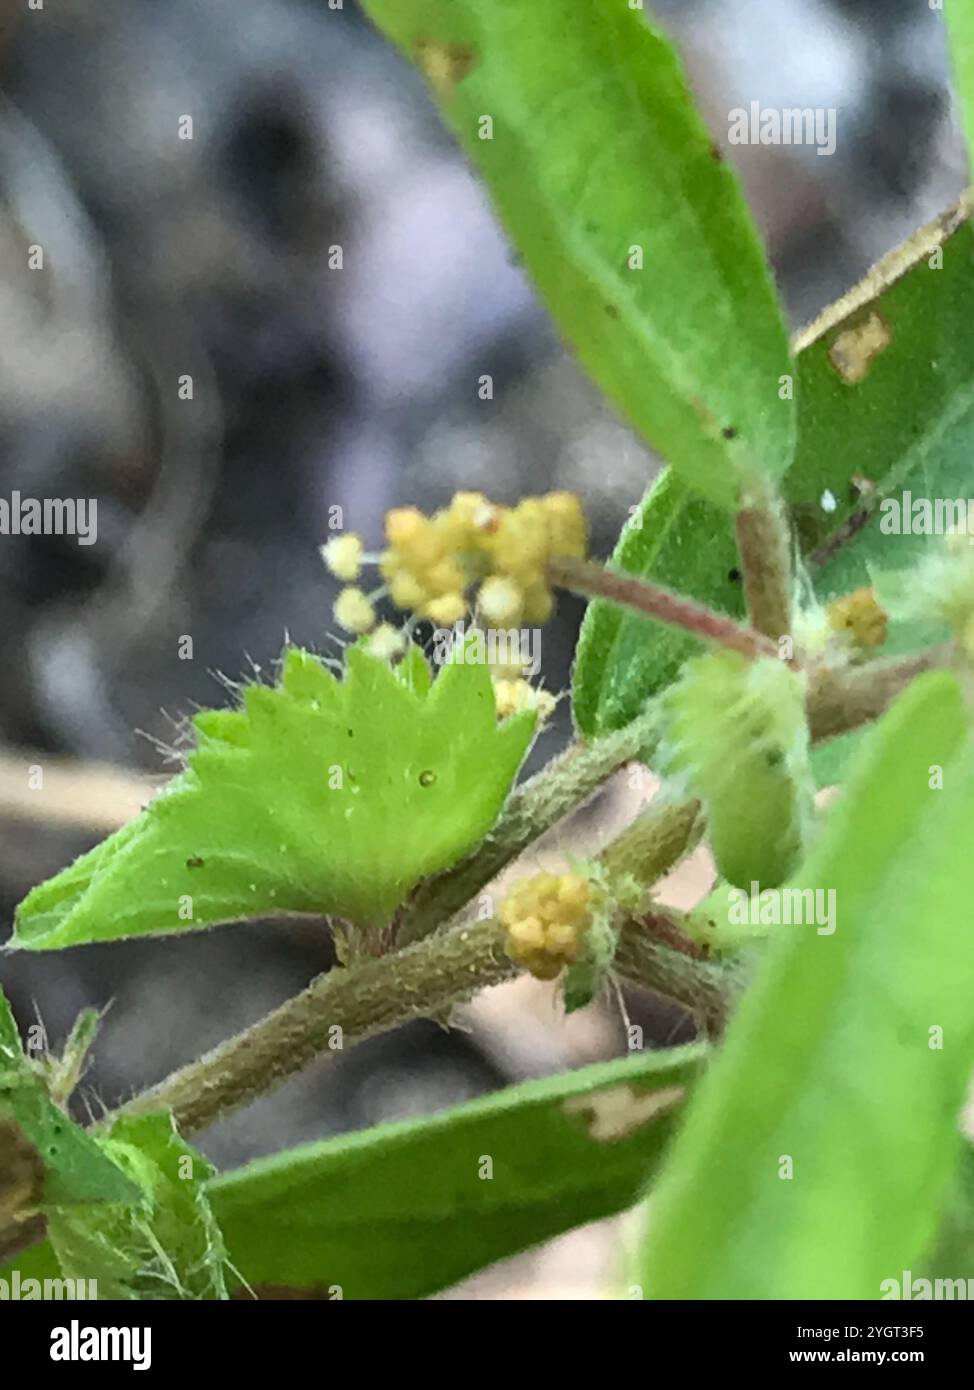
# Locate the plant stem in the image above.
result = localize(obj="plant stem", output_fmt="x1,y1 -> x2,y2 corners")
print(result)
598,798 -> 704,883
807,645 -> 953,743
615,926 -> 750,1038
117,921 -> 517,1135
547,555 -> 785,663
116,910 -> 741,1138
734,476 -> 793,642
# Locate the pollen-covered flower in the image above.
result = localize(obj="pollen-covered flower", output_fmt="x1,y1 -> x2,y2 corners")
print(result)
333,587 -> 377,634
364,489 -> 587,632
493,678 -> 556,725
320,534 -> 364,583
424,592 -> 468,626
478,575 -> 524,626
500,871 -> 592,980
826,587 -> 888,650
365,623 -> 407,661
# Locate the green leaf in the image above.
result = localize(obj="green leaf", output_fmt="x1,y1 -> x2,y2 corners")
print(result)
946,7 -> 974,174
11,643 -> 535,949
575,197 -> 974,752
47,1112 -> 229,1300
0,987 -> 139,1208
360,0 -> 794,511
640,670 -> 974,1299
210,1044 -> 705,1300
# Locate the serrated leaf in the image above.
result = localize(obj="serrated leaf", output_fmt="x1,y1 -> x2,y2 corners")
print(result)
11,643 -> 535,949
210,1044 -> 705,1300
360,0 -> 794,512
640,670 -> 974,1298
0,987 -> 138,1208
575,197 -> 974,758
47,1112 -> 229,1300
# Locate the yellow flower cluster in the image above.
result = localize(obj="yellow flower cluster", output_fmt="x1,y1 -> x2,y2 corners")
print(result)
826,586 -> 888,650
500,871 -> 592,981
322,490 -> 586,634
492,678 -> 557,725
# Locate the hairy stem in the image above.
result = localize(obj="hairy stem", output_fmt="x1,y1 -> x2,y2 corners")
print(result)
547,555 -> 784,663
117,921 -> 517,1134
615,925 -> 751,1038
807,645 -> 954,743
117,908 -> 741,1138
598,798 -> 704,883
734,476 -> 793,642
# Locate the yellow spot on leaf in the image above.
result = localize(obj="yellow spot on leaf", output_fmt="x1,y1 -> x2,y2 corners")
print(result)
563,1083 -> 686,1143
828,312 -> 892,385
414,39 -> 476,102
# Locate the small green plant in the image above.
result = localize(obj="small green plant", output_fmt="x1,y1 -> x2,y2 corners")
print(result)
5,1 -> 974,1300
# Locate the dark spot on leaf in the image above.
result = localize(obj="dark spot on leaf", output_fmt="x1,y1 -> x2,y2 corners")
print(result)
721,426 -> 738,440
604,304 -> 620,319
710,141 -> 724,162
419,770 -> 436,787
186,856 -> 205,869
727,568 -> 742,583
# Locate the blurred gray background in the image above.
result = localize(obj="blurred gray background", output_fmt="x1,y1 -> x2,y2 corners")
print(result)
0,0 -> 967,1294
